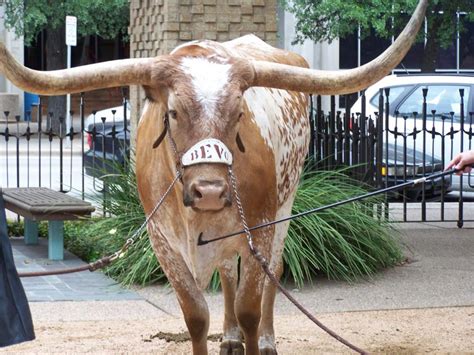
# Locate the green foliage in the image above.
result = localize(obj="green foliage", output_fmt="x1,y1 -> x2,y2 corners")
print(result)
4,0 -> 129,45
64,161 -> 402,289
7,219 -> 48,238
284,169 -> 401,287
283,0 -> 474,49
64,163 -> 168,285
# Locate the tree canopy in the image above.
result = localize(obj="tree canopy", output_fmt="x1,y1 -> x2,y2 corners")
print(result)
3,0 -> 129,46
284,0 -> 474,72
2,0 -> 129,133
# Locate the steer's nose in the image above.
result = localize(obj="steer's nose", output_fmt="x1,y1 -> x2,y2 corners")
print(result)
188,180 -> 231,211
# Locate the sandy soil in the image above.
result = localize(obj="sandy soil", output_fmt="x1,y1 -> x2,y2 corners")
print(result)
3,306 -> 473,354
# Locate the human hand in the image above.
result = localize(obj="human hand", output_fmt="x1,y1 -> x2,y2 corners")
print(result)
445,151 -> 474,175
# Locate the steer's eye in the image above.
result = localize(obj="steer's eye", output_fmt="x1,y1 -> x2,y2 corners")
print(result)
238,112 -> 244,119
168,110 -> 177,120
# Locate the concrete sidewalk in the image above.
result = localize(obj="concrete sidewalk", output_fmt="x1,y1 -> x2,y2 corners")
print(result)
12,237 -> 140,302
12,222 -> 474,316
4,222 -> 473,354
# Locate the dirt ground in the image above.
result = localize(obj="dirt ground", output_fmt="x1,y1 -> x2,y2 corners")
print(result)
3,306 -> 473,354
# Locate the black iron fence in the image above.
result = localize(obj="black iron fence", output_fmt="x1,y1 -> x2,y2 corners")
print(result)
0,90 -> 130,216
309,87 -> 474,226
1,87 -> 473,225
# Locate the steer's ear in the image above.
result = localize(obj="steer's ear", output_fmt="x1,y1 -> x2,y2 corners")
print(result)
231,59 -> 256,92
149,55 -> 178,88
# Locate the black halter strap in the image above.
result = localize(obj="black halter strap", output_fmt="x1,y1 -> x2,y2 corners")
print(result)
152,116 -> 169,149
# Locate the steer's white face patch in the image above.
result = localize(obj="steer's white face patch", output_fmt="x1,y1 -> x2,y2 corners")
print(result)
180,57 -> 231,120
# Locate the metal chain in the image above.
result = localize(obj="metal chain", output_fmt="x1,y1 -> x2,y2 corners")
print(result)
227,166 -> 368,355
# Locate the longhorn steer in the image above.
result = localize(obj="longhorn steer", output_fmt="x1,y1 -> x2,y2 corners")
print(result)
0,1 -> 427,353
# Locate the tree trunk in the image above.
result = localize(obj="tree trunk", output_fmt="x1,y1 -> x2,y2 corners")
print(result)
45,25 -> 66,135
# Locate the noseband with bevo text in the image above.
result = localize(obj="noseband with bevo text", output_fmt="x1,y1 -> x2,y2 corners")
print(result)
152,114 -> 236,173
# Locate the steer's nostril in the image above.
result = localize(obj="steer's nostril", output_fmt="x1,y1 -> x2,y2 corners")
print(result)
195,190 -> 203,199
219,189 -> 227,199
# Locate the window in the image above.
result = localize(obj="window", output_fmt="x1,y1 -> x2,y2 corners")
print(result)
369,86 -> 408,108
361,29 -> 391,65
339,32 -> 358,69
397,85 -> 471,121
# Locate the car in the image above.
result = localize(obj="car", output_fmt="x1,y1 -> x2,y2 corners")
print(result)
83,118 -> 130,178
351,74 -> 474,192
382,143 -> 451,200
84,101 -> 131,129
83,103 -> 132,178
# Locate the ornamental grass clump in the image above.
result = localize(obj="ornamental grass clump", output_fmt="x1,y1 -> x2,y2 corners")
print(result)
66,162 -> 402,288
284,169 -> 401,287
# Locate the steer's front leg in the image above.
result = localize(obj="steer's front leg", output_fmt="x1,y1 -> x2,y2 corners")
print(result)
150,237 -> 209,355
219,260 -> 244,355
235,230 -> 273,355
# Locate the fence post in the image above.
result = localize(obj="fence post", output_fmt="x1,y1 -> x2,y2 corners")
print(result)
38,98 -> 42,187
421,88 -> 428,221
59,116 -> 64,192
122,88 -> 128,172
458,89 -> 465,228
376,91 -> 384,190
329,96 -> 336,169
360,90 -> 367,181
336,111 -> 343,166
80,93 -> 85,200
344,96 -> 351,166
15,115 -> 20,189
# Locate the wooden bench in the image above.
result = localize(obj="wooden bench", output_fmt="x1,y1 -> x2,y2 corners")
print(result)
1,187 -> 95,260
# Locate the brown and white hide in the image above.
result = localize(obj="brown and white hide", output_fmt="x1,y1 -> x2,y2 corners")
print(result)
135,35 -> 308,354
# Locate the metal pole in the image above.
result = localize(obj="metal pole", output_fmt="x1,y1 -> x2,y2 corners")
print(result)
456,12 -> 460,74
66,45 -> 72,147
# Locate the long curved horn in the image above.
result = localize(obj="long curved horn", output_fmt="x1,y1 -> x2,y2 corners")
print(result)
251,0 -> 428,95
0,42 -> 154,95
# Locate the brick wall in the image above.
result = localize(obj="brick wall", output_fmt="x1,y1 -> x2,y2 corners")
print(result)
128,0 -> 278,144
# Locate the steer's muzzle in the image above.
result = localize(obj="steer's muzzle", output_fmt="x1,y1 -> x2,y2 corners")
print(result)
184,178 -> 231,211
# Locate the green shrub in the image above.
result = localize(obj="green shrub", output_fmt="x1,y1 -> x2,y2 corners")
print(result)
284,169 -> 400,286
7,219 -> 48,238
64,161 -> 402,289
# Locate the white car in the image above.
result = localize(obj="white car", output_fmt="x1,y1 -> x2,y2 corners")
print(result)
351,74 -> 474,191
84,101 -> 131,129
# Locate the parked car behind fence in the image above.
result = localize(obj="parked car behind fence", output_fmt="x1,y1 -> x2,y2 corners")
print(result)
351,74 -> 474,192
83,101 -> 131,178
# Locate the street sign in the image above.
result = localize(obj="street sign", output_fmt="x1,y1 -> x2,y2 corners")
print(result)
65,16 -> 77,47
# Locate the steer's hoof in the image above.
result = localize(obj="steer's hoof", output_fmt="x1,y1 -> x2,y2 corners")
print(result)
259,336 -> 277,355
220,339 -> 244,355
259,346 -> 278,355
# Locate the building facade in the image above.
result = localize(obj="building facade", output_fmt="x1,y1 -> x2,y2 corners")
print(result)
128,0 -> 279,139
0,3 -> 24,119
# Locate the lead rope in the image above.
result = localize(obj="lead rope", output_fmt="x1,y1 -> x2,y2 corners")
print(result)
19,171 -> 181,278
228,166 -> 368,355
